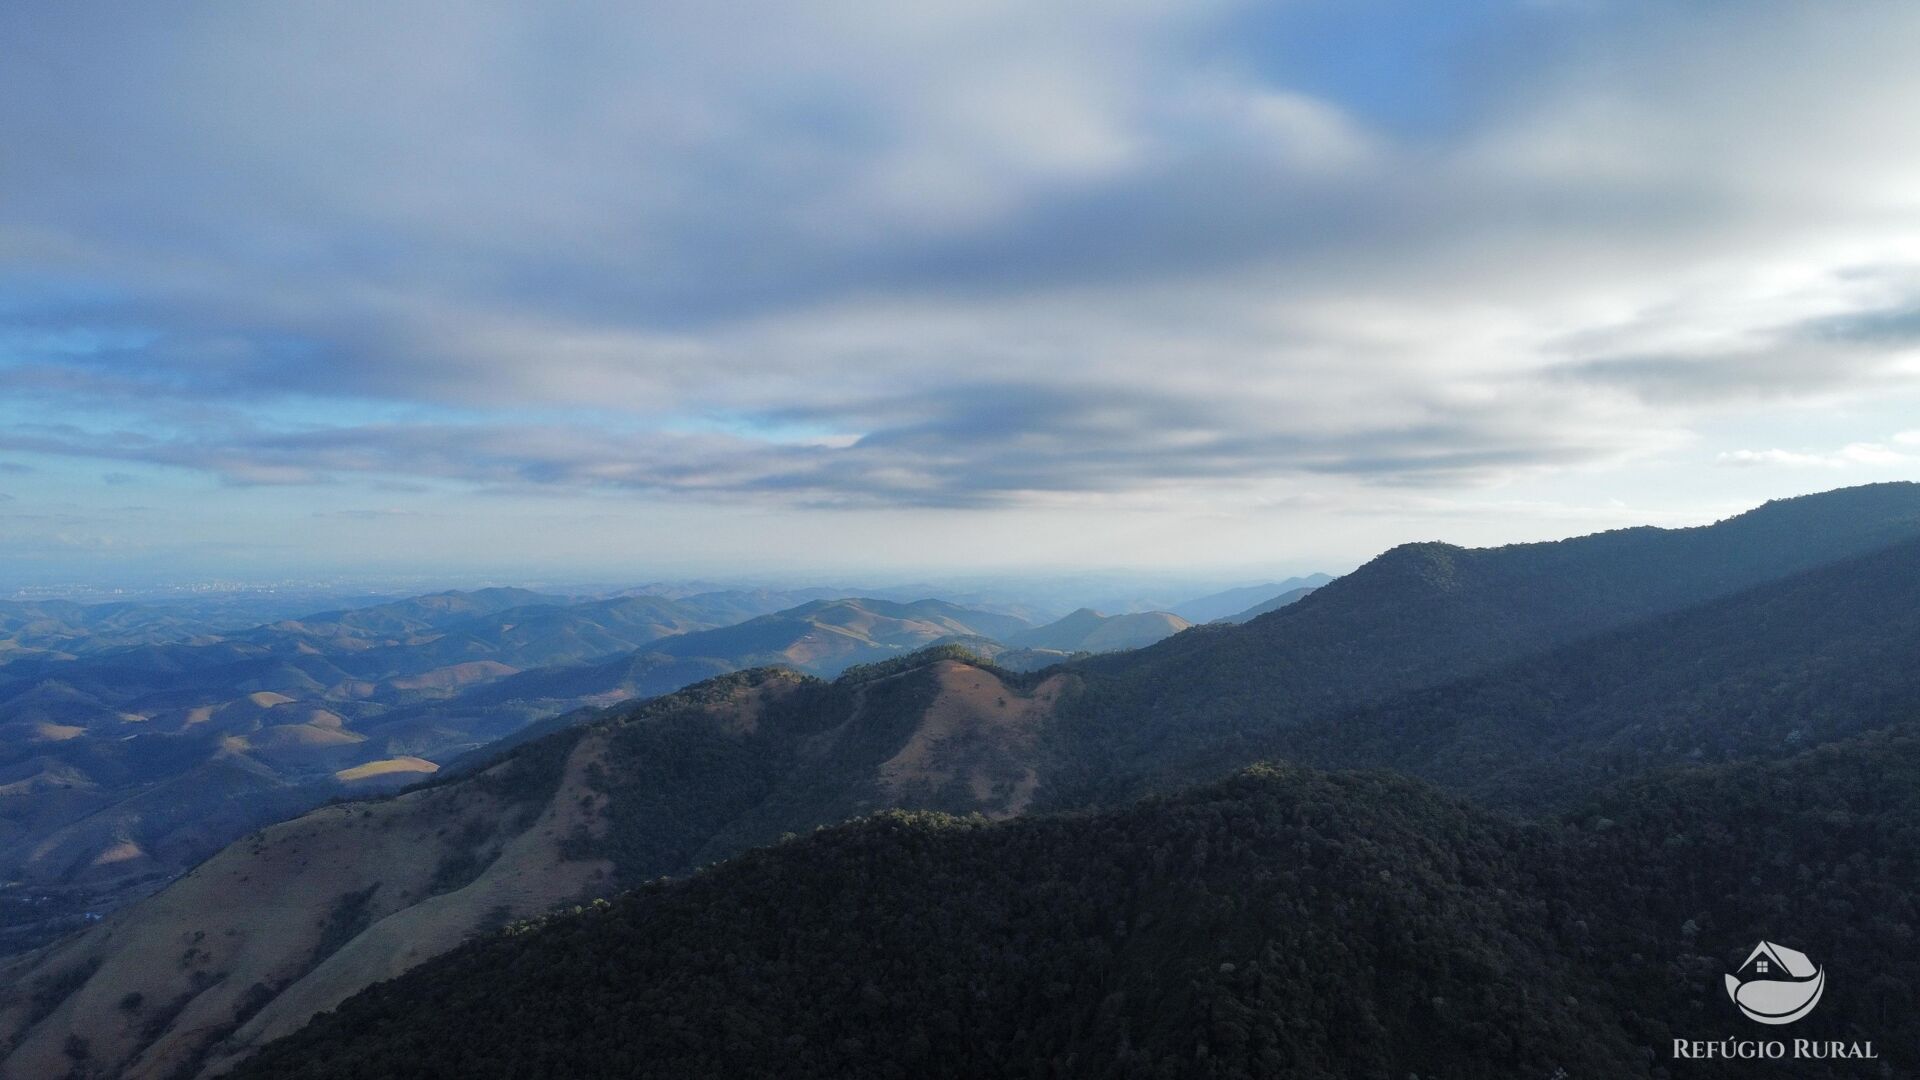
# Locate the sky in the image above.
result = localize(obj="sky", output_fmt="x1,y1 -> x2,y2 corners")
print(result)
4,0 -> 1920,588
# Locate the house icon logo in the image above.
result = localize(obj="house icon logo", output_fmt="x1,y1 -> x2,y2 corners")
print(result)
1725,941 -> 1825,1025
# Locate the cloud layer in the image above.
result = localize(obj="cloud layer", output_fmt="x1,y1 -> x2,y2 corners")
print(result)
4,0 -> 1920,525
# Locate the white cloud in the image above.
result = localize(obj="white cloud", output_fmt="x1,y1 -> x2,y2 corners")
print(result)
1716,439 -> 1917,470
3,0 -> 1920,524
1716,449 -> 1842,469
1239,92 -> 1379,173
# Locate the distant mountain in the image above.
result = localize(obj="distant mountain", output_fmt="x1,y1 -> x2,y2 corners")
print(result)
1168,573 -> 1333,622
618,586 -> 857,625
0,587 -> 740,910
1216,583 -> 1319,623
1008,608 -> 1190,653
235,735 -> 1920,1079
285,586 -> 563,637
618,584 -> 1045,626
655,598 -> 1030,675
0,593 -> 409,664
0,600 -> 229,663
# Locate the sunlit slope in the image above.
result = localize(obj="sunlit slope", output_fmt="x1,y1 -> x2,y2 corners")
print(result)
0,653 -> 1071,1079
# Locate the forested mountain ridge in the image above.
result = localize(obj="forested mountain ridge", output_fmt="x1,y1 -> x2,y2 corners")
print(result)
1270,531 -> 1920,807
1049,525 -> 1920,811
235,730 -> 1920,1079
1044,482 -> 1920,805
1007,607 -> 1192,653
0,652 -> 1073,1079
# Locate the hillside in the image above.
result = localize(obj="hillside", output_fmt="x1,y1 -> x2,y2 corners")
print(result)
0,588 -> 730,936
1044,482 -> 1920,805
0,651 -> 1074,1079
1266,532 -> 1920,807
1008,608 -> 1191,653
0,592 -> 1025,941
235,736 -> 1920,1079
655,598 -> 1030,674
1166,573 -> 1333,622
1217,583 -> 1318,623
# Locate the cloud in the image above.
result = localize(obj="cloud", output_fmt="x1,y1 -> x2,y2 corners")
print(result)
1716,449 -> 1840,469
1716,441 -> 1915,470
0,381 -> 1635,508
2,1 -> 1920,516
312,508 -> 436,520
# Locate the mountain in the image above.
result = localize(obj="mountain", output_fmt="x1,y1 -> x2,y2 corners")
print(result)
1168,573 -> 1333,623
280,587 -> 563,638
610,585 -> 852,620
1216,583 -> 1319,623
235,735 -> 1920,1079
654,598 -> 1030,674
0,592 -> 1021,946
0,593 -> 402,665
0,651 -> 1075,1078
0,601 -> 224,664
1250,531 -> 1920,810
0,589 -> 733,917
1042,482 -> 1920,806
1007,608 -> 1191,653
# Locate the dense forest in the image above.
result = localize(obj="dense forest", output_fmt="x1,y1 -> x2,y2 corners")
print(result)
1037,483 -> 1920,809
238,731 -> 1920,1079
1266,532 -> 1920,809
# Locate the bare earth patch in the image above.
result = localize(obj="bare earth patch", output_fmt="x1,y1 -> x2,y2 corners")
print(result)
878,661 -> 1072,817
333,757 -> 439,783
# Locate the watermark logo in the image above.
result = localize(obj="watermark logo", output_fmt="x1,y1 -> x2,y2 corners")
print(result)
1671,941 -> 1871,1061
1724,941 -> 1825,1025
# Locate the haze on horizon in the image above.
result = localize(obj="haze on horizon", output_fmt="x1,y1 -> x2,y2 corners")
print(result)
5,1 -> 1920,588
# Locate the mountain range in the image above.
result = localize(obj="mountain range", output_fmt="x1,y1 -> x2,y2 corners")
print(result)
1164,573 -> 1333,622
5,483 -> 1920,1077
0,584 -> 1218,953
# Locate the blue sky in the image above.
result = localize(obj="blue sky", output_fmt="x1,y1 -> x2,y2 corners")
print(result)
4,0 -> 1920,587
